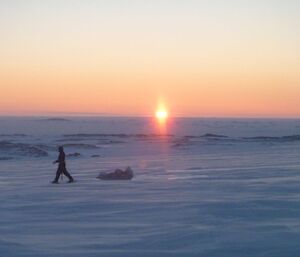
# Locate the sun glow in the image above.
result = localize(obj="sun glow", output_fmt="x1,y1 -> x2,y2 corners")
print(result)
156,109 -> 168,123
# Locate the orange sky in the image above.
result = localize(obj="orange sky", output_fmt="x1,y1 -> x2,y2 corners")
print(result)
0,1 -> 299,117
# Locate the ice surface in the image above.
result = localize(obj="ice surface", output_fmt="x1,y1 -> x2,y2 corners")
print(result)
1,117 -> 300,256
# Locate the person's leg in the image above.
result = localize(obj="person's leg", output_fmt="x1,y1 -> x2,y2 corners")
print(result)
52,168 -> 62,183
63,168 -> 74,182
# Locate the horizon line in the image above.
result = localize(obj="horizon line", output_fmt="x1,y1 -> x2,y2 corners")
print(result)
1,113 -> 300,120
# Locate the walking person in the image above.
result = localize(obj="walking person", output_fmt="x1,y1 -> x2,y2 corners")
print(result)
52,146 -> 74,184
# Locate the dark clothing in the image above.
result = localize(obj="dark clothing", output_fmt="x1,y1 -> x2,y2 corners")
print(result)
53,151 -> 74,183
55,151 -> 66,164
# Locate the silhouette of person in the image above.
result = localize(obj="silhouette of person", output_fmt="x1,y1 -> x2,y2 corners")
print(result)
52,146 -> 74,183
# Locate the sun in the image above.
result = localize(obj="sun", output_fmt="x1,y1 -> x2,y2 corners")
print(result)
156,109 -> 168,122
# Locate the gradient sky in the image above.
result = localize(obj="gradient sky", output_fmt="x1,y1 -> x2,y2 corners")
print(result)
0,0 -> 299,117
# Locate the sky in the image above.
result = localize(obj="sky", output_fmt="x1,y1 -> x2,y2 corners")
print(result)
0,0 -> 299,117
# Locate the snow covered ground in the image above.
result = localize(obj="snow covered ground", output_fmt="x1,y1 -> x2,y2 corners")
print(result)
1,117 -> 300,256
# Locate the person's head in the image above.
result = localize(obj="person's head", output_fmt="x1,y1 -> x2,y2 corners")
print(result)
58,146 -> 64,152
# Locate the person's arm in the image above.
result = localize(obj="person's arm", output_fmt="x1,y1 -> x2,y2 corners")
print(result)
53,153 -> 61,164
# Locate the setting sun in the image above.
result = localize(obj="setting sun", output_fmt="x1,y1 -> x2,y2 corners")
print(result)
156,109 -> 168,122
